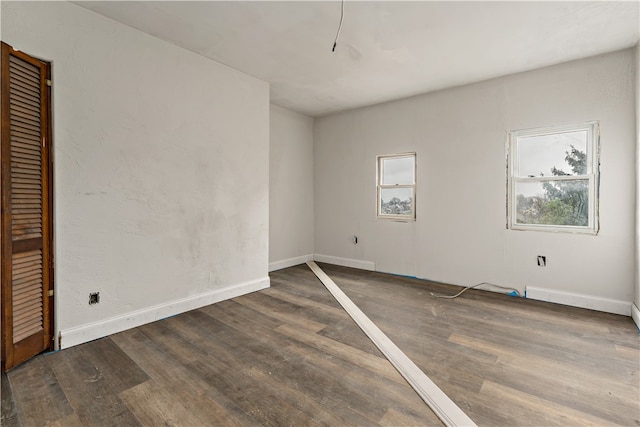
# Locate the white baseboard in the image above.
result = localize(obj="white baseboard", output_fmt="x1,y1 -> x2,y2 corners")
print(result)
632,303 -> 640,331
313,254 -> 375,271
525,286 -> 631,316
269,254 -> 314,272
59,276 -> 270,350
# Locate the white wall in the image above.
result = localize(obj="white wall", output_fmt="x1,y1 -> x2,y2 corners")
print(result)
634,43 -> 640,326
315,49 -> 636,314
269,105 -> 314,271
2,1 -> 270,347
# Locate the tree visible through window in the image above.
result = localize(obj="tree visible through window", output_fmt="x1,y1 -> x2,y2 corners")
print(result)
377,153 -> 416,220
508,123 -> 599,233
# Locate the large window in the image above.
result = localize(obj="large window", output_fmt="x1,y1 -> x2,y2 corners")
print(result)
507,122 -> 599,234
377,153 -> 416,220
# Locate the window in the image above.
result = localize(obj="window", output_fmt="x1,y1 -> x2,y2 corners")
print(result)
377,153 -> 416,220
507,122 -> 599,234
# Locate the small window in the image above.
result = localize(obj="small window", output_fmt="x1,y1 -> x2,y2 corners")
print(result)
377,153 -> 416,220
507,122 -> 599,234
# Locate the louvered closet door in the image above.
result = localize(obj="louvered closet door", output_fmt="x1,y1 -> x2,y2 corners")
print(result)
1,42 -> 53,371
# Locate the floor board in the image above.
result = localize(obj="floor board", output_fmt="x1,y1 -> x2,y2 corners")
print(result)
315,263 -> 640,427
2,263 -> 639,426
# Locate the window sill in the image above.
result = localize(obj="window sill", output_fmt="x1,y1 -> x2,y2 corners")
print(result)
509,224 -> 598,235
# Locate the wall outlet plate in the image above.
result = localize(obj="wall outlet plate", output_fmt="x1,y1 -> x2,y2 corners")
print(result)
89,292 -> 100,305
537,256 -> 546,267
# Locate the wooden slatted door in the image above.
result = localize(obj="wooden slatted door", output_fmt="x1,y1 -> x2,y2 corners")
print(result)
1,42 -> 53,371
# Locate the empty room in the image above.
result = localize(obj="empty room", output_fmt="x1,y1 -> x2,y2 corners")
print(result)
1,1 -> 639,426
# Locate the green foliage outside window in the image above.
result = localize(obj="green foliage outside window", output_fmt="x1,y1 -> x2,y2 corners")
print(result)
516,146 -> 588,226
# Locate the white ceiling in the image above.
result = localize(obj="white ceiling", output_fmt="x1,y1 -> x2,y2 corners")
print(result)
76,1 -> 640,117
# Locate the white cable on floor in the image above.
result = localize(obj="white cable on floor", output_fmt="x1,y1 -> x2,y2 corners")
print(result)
431,282 -> 521,299
306,261 -> 477,427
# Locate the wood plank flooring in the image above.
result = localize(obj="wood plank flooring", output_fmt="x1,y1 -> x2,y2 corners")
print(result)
315,263 -> 640,426
2,263 -> 639,426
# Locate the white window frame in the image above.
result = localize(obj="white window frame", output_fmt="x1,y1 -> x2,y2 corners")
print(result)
377,152 -> 416,221
507,121 -> 600,234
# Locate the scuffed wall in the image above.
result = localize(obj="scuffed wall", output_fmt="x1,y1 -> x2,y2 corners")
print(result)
2,1 -> 269,342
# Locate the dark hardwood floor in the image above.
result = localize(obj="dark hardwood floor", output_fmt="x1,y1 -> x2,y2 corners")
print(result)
316,263 -> 640,426
2,263 -> 639,426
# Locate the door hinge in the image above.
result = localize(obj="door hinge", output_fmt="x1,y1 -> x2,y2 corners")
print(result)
46,79 -> 52,87
48,290 -> 54,297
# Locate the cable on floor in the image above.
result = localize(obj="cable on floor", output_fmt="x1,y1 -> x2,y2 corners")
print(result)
430,282 -> 521,299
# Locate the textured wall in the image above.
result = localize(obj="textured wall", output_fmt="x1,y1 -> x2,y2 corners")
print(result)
634,43 -> 640,314
2,2 -> 269,337
269,105 -> 314,268
315,49 -> 636,304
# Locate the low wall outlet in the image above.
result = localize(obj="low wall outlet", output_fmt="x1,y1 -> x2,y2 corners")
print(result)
352,236 -> 358,244
89,292 -> 100,305
537,256 -> 546,267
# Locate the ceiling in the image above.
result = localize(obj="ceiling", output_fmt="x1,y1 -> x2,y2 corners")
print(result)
76,1 -> 640,117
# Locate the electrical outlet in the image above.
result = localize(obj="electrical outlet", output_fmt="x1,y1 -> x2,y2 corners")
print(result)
537,256 -> 546,267
353,235 -> 358,244
89,292 -> 100,305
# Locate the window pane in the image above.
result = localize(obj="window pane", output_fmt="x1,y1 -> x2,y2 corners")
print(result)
380,187 -> 413,216
381,156 -> 414,185
515,180 -> 589,226
517,130 -> 587,177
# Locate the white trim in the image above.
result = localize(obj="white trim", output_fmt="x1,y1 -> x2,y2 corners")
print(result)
59,276 -> 270,349
306,262 -> 476,427
631,303 -> 640,331
377,152 -> 417,221
313,253 -> 375,271
269,254 -> 314,272
525,286 -> 631,316
507,121 -> 600,234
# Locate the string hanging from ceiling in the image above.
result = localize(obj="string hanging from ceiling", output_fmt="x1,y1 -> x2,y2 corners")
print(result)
332,0 -> 345,52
